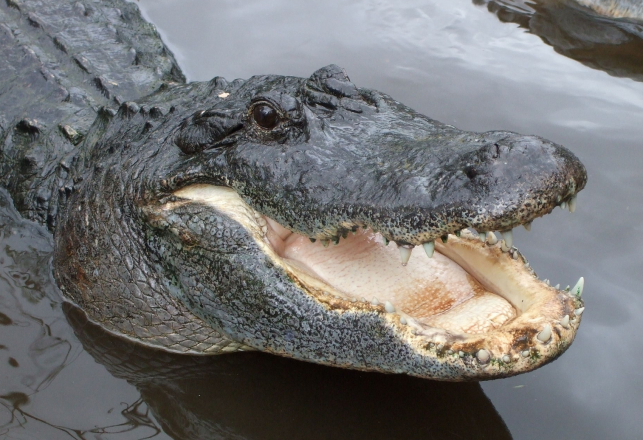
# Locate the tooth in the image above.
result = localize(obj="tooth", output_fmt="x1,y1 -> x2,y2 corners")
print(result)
570,277 -> 584,297
500,242 -> 510,253
476,349 -> 490,363
257,217 -> 267,227
400,316 -> 407,325
521,350 -> 530,358
487,231 -> 498,245
502,230 -> 513,248
568,195 -> 577,213
554,284 -> 560,290
384,301 -> 396,313
332,237 -> 339,245
560,201 -> 567,210
441,235 -> 448,243
458,351 -> 465,357
371,297 -> 380,305
454,230 -> 461,237
423,241 -> 435,258
523,222 -> 532,231
309,238 -> 317,243
261,225 -> 268,234
321,239 -> 330,247
502,355 -> 511,363
361,297 -> 366,302
544,279 -> 550,285
574,307 -> 585,316
399,246 -> 412,266
537,324 -> 552,342
479,231 -> 487,242
560,315 -> 570,329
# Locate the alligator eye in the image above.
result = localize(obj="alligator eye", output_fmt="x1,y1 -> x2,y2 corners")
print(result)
252,104 -> 280,130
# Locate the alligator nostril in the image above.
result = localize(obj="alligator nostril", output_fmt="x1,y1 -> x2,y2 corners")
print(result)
464,166 -> 477,180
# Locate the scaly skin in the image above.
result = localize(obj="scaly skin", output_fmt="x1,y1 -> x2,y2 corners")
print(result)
1,0 -> 587,379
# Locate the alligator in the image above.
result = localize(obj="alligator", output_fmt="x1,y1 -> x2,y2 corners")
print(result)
0,0 -> 587,380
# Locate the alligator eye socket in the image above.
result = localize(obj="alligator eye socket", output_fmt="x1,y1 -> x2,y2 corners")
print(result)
252,104 -> 279,130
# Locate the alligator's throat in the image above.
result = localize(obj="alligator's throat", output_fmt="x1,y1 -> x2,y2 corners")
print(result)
173,184 -> 584,346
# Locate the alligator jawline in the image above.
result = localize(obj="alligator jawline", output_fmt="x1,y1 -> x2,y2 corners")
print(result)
174,183 -> 585,368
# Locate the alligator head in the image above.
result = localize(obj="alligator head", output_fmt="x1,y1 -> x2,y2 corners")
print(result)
54,65 -> 587,380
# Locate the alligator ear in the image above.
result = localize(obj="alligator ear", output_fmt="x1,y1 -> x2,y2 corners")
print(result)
307,64 -> 359,98
174,109 -> 242,154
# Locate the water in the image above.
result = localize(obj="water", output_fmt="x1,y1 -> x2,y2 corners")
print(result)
1,0 -> 642,438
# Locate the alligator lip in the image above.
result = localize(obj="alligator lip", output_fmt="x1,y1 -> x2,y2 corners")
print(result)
173,184 -> 585,378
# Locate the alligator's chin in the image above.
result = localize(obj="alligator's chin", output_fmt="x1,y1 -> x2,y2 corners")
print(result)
174,184 -> 585,379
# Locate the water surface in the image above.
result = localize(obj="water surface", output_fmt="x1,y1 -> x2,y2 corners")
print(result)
2,0 -> 643,438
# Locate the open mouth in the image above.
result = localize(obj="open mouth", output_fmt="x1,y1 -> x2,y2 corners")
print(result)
173,184 -> 584,375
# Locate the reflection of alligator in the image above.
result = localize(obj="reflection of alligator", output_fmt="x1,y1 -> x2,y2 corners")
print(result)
0,0 -> 587,380
65,304 -> 513,440
576,0 -> 643,19
476,0 -> 643,82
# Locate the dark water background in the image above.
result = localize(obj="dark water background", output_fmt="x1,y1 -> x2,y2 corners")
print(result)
2,0 -> 643,438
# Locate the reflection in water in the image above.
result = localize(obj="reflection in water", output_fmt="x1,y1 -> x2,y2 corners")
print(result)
475,0 -> 643,82
66,304 -> 512,440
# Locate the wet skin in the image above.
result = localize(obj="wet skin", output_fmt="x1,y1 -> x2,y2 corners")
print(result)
0,0 -> 587,380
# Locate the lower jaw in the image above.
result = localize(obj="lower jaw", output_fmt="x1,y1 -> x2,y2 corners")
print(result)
173,184 -> 585,377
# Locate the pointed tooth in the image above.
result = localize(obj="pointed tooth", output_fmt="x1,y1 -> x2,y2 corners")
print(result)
423,241 -> 435,258
360,297 -> 366,302
560,315 -> 570,329
399,246 -> 412,266
537,324 -> 552,343
560,201 -> 567,210
554,284 -> 560,290
371,297 -> 380,305
502,230 -> 513,248
523,222 -> 532,231
309,238 -> 317,243
479,231 -> 487,242
544,279 -> 550,285
332,237 -> 339,245
441,234 -> 448,243
571,277 -> 584,297
384,301 -> 396,313
574,307 -> 585,316
487,231 -> 498,245
568,195 -> 577,213
321,239 -> 330,247
400,316 -> 407,325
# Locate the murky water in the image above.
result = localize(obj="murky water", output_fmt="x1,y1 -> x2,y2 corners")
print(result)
2,0 -> 643,438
